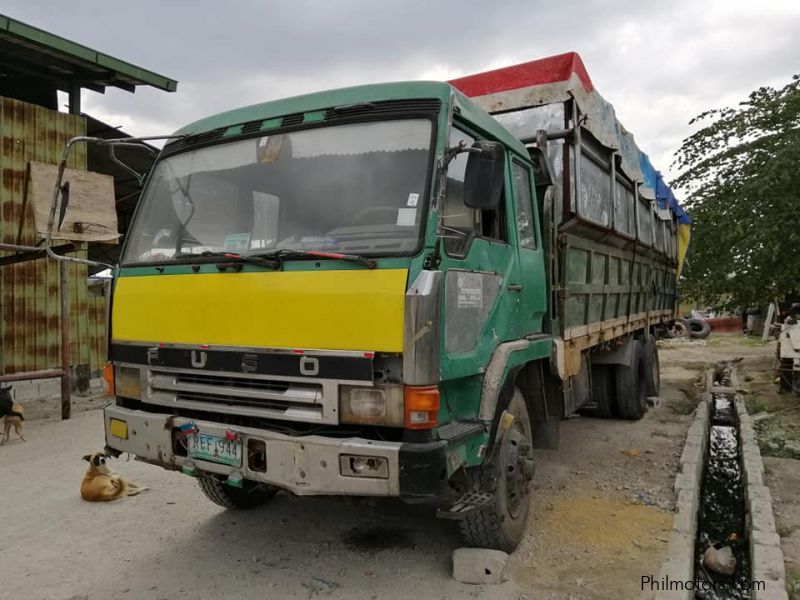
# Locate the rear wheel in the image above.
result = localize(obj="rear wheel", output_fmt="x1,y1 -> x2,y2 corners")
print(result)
197,473 -> 278,509
641,337 -> 660,397
459,390 -> 534,552
615,340 -> 648,421
590,364 -> 617,418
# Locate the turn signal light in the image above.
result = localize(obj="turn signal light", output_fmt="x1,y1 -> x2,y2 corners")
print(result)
404,385 -> 439,429
102,362 -> 114,396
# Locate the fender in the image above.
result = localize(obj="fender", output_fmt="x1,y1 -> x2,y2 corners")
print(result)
478,335 -> 551,457
589,336 -> 636,367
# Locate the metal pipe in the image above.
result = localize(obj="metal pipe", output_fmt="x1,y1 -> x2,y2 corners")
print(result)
0,369 -> 64,383
44,134 -> 184,270
60,260 -> 71,420
0,242 -> 44,252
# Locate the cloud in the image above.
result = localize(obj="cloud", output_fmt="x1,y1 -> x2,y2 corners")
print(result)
4,0 -> 799,186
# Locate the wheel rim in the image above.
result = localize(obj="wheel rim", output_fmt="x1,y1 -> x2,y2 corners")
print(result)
503,420 -> 532,518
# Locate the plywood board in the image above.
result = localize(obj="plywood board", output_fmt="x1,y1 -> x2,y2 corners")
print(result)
28,161 -> 119,243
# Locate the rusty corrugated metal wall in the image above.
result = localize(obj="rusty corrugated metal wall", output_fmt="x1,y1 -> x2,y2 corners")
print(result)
0,96 -> 107,375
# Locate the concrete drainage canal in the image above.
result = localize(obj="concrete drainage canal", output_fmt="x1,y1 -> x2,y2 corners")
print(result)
656,361 -> 787,600
695,363 -> 750,598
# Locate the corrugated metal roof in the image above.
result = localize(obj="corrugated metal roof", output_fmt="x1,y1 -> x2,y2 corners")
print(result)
0,14 -> 177,93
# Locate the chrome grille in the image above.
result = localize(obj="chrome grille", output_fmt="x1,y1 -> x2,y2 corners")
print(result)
146,368 -> 333,423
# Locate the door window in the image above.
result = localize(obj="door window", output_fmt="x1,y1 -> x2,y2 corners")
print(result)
511,161 -> 537,249
442,127 -> 508,257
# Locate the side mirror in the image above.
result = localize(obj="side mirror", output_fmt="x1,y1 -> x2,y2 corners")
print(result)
463,141 -> 505,210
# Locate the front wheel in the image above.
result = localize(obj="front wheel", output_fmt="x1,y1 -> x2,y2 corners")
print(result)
459,390 -> 534,552
197,473 -> 278,509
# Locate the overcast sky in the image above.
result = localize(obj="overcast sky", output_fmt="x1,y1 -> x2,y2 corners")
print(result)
5,0 -> 800,185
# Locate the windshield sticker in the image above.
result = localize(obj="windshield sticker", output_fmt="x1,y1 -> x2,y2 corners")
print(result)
224,233 -> 252,252
457,272 -> 483,308
396,208 -> 416,227
407,193 -> 419,207
257,136 -> 284,164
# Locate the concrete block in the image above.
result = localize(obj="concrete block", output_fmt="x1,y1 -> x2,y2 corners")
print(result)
680,460 -> 703,483
38,379 -> 60,398
13,381 -> 37,402
452,548 -> 508,585
752,543 -> 786,581
751,529 -> 781,547
748,485 -> 773,505
673,473 -> 697,494
753,580 -> 789,600
672,490 -> 697,535
711,385 -> 737,394
744,463 -> 765,487
686,420 -> 705,439
680,440 -> 703,465
750,498 -> 778,533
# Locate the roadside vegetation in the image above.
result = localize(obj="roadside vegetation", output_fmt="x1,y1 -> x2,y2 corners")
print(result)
673,75 -> 800,309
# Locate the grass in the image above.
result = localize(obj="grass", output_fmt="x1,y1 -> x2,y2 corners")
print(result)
739,335 -> 771,347
787,570 -> 800,599
746,398 -> 768,414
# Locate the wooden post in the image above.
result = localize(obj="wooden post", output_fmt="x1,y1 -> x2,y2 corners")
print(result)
60,260 -> 71,420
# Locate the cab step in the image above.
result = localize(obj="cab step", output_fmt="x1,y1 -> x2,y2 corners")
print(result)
436,490 -> 494,520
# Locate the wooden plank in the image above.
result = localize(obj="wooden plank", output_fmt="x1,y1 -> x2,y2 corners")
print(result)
28,160 -> 118,243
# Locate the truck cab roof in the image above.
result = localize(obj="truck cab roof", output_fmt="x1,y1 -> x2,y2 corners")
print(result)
173,80 -> 530,158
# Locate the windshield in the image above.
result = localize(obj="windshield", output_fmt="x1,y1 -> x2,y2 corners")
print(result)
122,119 -> 433,264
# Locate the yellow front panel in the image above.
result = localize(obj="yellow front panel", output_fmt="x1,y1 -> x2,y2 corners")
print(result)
112,269 -> 408,352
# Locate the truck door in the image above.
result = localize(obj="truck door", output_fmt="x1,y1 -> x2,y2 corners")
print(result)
509,159 -> 547,335
439,125 -> 524,385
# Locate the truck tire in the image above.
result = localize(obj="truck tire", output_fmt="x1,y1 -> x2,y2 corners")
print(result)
459,389 -> 534,552
197,473 -> 277,509
590,364 -> 617,418
687,318 -> 711,339
642,338 -> 660,397
614,340 -> 648,420
672,319 -> 690,338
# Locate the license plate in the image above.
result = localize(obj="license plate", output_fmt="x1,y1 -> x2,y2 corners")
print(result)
187,433 -> 243,467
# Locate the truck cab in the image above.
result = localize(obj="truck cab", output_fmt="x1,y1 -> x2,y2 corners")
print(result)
104,81 -> 547,550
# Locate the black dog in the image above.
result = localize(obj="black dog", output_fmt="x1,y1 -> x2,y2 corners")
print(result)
0,386 -> 24,421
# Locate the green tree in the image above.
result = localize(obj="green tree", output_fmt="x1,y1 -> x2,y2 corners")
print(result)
672,75 -> 800,308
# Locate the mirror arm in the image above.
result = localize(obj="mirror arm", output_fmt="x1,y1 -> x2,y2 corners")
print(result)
43,134 -> 185,271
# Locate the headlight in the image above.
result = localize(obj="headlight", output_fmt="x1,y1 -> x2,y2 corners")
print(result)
114,365 -> 141,400
339,384 -> 403,426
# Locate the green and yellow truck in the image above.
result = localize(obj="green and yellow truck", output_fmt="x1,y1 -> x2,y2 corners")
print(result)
102,52 -> 690,551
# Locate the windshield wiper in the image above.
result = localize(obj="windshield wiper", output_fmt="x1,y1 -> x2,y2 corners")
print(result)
173,251 -> 280,270
251,249 -> 376,269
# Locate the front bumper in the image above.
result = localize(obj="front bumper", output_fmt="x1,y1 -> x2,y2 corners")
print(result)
104,405 -> 448,499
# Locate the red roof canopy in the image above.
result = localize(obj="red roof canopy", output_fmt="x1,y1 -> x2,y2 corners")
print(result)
449,51 -> 594,98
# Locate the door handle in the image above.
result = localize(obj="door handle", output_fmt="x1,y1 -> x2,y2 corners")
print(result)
507,284 -> 524,292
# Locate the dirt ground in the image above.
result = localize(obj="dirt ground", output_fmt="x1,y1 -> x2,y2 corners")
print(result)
0,335 -> 790,600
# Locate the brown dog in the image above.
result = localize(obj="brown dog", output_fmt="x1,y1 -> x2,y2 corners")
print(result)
2,402 -> 25,445
80,452 -> 147,502
1,386 -> 24,446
